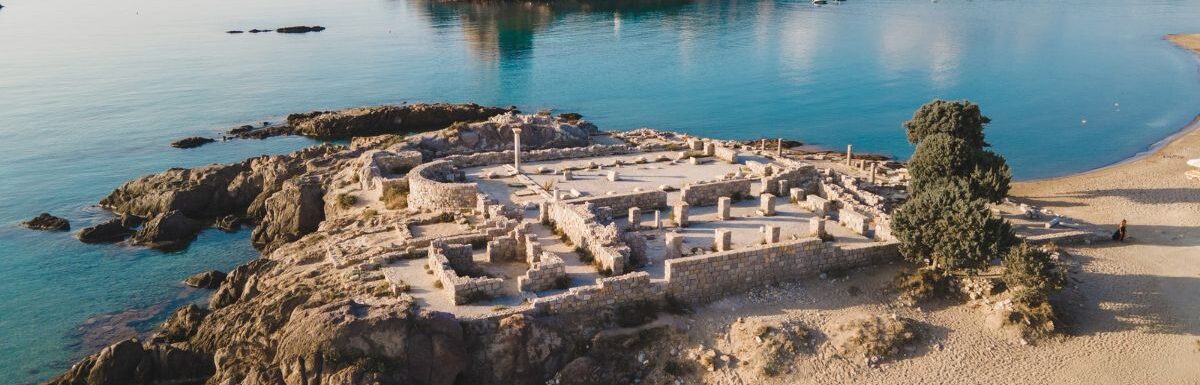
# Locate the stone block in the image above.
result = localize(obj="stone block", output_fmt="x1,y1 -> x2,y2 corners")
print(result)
607,170 -> 619,182
665,232 -> 683,259
759,194 -> 776,216
765,225 -> 781,244
673,202 -> 690,227
714,229 -> 732,252
810,217 -> 826,237
628,207 -> 641,230
717,197 -> 732,220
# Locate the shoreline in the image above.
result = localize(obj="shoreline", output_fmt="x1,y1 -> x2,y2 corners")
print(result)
1019,113 -> 1200,183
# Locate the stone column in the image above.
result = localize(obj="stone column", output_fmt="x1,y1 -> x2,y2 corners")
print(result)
513,127 -> 523,172
714,229 -> 732,251
777,180 -> 790,197
665,232 -> 683,259
538,201 -> 549,223
628,207 -> 641,230
759,194 -> 776,216
810,217 -> 826,238
562,170 -> 573,181
717,197 -> 732,220
789,188 -> 804,204
653,210 -> 662,229
845,144 -> 853,166
869,162 -> 878,184
674,202 -> 690,227
764,225 -> 781,244
607,170 -> 619,182
704,142 -> 716,156
776,138 -> 784,157
525,234 -> 541,264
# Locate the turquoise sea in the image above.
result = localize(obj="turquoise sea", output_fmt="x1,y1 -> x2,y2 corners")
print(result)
2,0 -> 1200,383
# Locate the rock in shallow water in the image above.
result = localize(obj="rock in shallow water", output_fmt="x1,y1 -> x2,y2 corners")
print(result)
184,270 -> 226,289
131,210 -> 202,251
170,136 -> 215,149
275,25 -> 326,33
22,212 -> 69,231
76,219 -> 133,243
44,338 -> 214,385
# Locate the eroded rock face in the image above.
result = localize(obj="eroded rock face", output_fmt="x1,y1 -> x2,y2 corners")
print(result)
22,212 -> 70,231
76,219 -> 134,244
250,176 -> 325,253
152,304 -> 209,344
45,338 -> 214,385
484,314 -> 567,385
184,270 -> 226,289
131,210 -> 202,251
287,103 -> 515,139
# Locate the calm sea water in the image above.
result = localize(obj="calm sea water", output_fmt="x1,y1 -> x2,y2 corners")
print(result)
2,0 -> 1199,382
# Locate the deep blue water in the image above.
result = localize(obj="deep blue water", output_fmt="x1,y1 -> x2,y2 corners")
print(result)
2,0 -> 1200,383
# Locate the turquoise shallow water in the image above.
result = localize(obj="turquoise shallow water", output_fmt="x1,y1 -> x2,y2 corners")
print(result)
2,0 -> 1200,383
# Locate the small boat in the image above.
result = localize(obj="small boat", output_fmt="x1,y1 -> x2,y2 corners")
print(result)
813,0 -> 828,4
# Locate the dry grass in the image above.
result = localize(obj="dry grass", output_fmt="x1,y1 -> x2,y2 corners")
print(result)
381,181 -> 408,210
831,315 -> 917,363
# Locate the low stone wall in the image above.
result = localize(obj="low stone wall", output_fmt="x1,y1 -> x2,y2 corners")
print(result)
805,194 -> 835,217
1021,230 -> 1107,245
761,165 -> 817,196
530,272 -> 663,315
838,208 -> 871,236
407,160 -> 479,211
713,146 -> 740,163
664,239 -> 899,303
545,201 -> 629,275
428,242 -> 504,305
562,190 -> 668,215
517,253 -> 567,292
358,150 -> 423,191
680,178 -> 754,206
443,144 -> 635,168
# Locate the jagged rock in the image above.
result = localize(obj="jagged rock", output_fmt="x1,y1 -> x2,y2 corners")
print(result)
184,270 -> 226,289
151,304 -> 209,344
227,125 -> 255,135
119,214 -> 144,229
170,137 -> 215,149
100,163 -> 249,220
275,25 -> 325,33
250,177 -> 325,253
45,338 -> 214,385
22,212 -> 69,231
131,211 -> 202,251
213,214 -> 240,232
286,103 -> 514,139
209,259 -> 275,310
485,314 -> 567,385
76,219 -> 134,243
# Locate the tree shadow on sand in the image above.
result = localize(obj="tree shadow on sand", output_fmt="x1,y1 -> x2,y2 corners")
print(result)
1054,249 -> 1200,338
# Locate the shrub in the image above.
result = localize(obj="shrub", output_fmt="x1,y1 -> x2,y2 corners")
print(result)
664,295 -> 692,315
336,193 -> 357,209
362,209 -> 378,220
433,280 -> 444,289
381,182 -> 408,210
894,267 -> 954,303
615,301 -> 660,328
554,275 -> 572,290
575,246 -> 593,263
1002,242 -> 1067,303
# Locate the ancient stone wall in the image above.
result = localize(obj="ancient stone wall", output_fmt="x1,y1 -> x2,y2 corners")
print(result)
545,201 -> 629,275
530,272 -> 664,315
761,165 -> 818,196
562,190 -> 668,214
407,160 -> 479,211
713,146 -> 740,164
428,242 -> 504,305
443,144 -> 635,168
838,208 -> 872,236
517,253 -> 567,292
663,239 -> 899,303
680,178 -> 754,206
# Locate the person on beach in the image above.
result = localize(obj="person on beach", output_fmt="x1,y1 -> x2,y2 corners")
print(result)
1119,219 -> 1127,242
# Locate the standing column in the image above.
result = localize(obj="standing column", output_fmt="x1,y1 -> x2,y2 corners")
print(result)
665,232 -> 683,259
869,162 -> 878,184
653,210 -> 663,229
628,207 -> 641,230
759,194 -> 776,216
714,229 -> 732,252
717,197 -> 732,220
674,202 -> 690,227
776,138 -> 784,157
512,127 -> 523,172
845,144 -> 853,166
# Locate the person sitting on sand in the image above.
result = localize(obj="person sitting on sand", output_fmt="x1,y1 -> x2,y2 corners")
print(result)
1119,219 -> 1127,242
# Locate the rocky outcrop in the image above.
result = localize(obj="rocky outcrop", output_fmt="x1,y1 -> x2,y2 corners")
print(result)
45,338 -> 214,385
184,270 -> 226,289
170,137 -> 215,149
213,214 -> 240,232
76,220 -> 134,243
131,211 -> 202,251
275,25 -> 326,33
100,163 -> 249,220
209,258 -> 275,310
250,176 -> 325,253
286,103 -> 514,139
22,212 -> 69,231
406,112 -> 597,156
152,304 -> 209,344
483,315 -> 568,385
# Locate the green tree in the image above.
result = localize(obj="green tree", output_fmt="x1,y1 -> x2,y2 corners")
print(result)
908,133 -> 1012,203
892,181 -> 1015,271
903,100 -> 991,149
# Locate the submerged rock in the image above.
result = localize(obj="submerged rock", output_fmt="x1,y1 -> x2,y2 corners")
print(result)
76,219 -> 134,243
286,103 -> 515,139
225,30 -> 243,34
22,213 -> 70,231
170,137 -> 215,149
275,25 -> 326,33
184,270 -> 226,289
131,210 -> 202,251
44,338 -> 214,385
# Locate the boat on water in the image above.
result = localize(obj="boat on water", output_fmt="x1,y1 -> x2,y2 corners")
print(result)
813,0 -> 828,4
